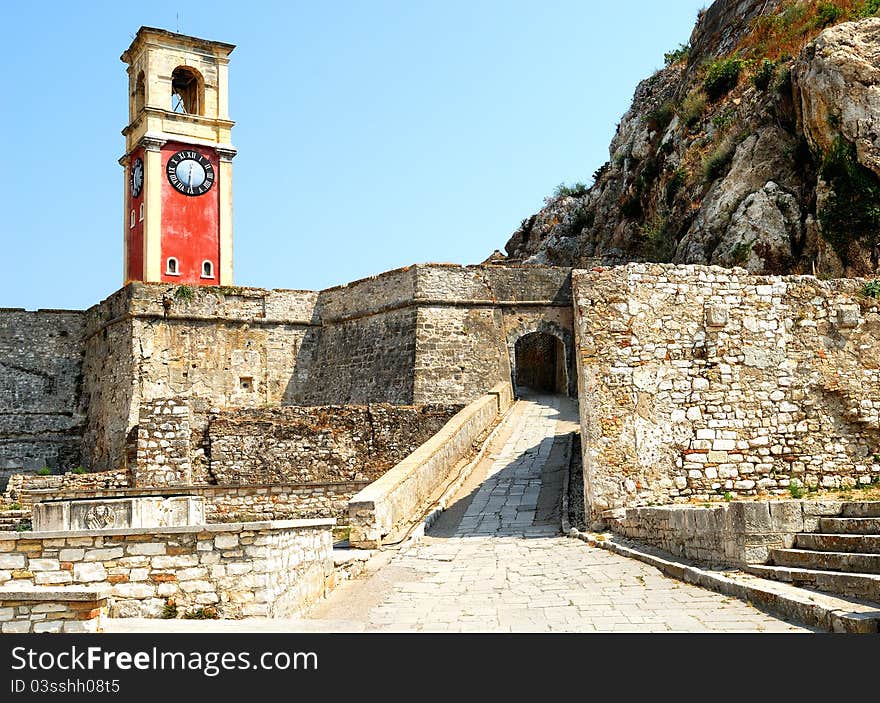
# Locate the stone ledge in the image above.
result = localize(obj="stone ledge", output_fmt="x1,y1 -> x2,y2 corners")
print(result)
0,518 -> 336,540
0,586 -> 111,601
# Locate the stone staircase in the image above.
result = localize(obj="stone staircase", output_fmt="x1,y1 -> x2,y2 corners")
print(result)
745,503 -> 880,604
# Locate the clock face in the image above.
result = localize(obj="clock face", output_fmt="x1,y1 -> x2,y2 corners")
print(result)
166,150 -> 215,196
130,158 -> 144,198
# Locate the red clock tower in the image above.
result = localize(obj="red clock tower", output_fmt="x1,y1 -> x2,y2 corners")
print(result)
120,27 -> 236,286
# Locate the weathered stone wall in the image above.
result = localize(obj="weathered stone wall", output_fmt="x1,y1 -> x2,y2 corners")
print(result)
412,265 -> 574,402
81,283 -> 319,472
21,482 -> 369,524
612,501 -> 846,566
80,287 -> 140,474
0,586 -> 109,633
302,310 -> 418,404
133,398 -> 192,487
201,482 -> 368,523
0,519 -> 334,618
574,263 -> 880,524
302,267 -> 418,404
0,309 -> 86,475
3,265 -> 574,475
4,469 -> 130,507
206,403 -> 461,485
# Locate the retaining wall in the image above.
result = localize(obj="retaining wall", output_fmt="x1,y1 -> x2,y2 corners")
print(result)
0,519 -> 334,619
612,501 -> 847,566
574,263 -> 880,524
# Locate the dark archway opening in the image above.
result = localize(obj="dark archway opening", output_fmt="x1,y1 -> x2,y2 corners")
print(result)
514,332 -> 567,395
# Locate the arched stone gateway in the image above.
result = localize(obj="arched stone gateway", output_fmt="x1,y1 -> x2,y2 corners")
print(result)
512,330 -> 572,396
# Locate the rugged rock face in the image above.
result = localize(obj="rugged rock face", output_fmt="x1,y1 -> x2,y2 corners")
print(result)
503,0 -> 880,277
796,18 -> 880,173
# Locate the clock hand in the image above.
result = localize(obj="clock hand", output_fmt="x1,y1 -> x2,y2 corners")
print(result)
187,163 -> 194,187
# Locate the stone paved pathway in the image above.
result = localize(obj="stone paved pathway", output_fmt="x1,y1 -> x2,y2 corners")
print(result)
302,394 -> 811,632
107,394 -> 812,632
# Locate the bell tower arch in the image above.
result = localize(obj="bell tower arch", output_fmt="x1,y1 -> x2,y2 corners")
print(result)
120,26 -> 236,286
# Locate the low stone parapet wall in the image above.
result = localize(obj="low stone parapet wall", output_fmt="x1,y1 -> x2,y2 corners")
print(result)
0,519 -> 334,619
5,469 -> 130,506
23,482 -> 368,524
349,383 -> 513,548
202,482 -> 368,524
0,586 -> 110,633
612,501 -> 846,566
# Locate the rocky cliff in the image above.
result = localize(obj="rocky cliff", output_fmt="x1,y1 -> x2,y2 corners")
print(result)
502,0 -> 880,277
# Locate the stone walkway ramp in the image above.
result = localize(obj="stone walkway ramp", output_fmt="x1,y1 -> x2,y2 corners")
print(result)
107,394 -> 812,632
301,394 -> 810,632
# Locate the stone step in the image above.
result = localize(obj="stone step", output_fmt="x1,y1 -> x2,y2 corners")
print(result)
796,533 -> 880,554
841,502 -> 880,518
745,564 -> 880,602
771,548 -> 880,575
819,517 -> 880,534
723,571 -> 880,633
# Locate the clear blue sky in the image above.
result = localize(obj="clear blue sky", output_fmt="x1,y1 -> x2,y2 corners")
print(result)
0,0 -> 706,310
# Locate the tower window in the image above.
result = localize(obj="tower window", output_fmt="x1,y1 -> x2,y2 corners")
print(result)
201,260 -> 214,278
130,210 -> 135,228
166,257 -> 180,275
171,66 -> 204,115
138,203 -> 144,221
133,71 -> 146,114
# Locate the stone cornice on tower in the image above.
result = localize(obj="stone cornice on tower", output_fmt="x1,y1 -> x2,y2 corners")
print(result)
120,26 -> 235,64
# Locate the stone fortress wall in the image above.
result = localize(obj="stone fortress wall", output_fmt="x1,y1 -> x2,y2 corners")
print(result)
0,264 -> 574,478
0,309 -> 86,477
10,260 -> 880,534
574,264 -> 880,525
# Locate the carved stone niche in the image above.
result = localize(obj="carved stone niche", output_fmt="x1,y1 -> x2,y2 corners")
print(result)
705,304 -> 729,328
836,305 -> 860,329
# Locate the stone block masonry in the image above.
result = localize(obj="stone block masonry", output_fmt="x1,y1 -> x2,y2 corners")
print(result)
134,397 -> 192,487
574,263 -> 880,524
205,402 -> 461,485
17,482 -> 368,524
0,586 -> 110,633
0,519 -> 334,618
0,309 -> 86,476
5,468 -> 130,506
0,265 -> 573,475
612,501 -> 846,566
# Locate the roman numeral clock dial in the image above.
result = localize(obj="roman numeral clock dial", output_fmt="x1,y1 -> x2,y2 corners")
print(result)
130,157 -> 144,197
166,150 -> 215,196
